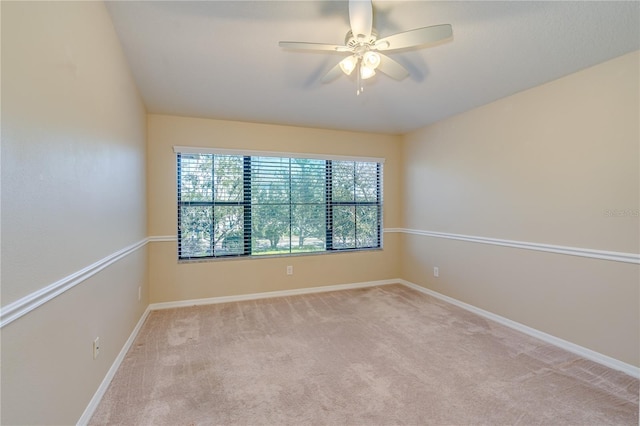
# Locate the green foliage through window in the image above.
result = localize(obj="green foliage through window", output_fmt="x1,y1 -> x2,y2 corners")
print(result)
177,152 -> 383,260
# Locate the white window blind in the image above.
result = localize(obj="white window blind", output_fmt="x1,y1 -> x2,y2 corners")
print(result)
177,151 -> 383,260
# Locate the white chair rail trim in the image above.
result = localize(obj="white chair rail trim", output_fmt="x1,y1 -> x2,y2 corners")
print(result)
3,228 -> 636,328
0,238 -> 149,328
384,228 -> 639,264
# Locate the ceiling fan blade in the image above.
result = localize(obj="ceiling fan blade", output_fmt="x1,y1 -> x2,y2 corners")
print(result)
349,0 -> 373,39
279,41 -> 349,52
321,62 -> 344,84
375,24 -> 453,51
377,54 -> 410,80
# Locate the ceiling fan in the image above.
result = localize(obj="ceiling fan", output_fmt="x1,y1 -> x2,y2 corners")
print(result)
279,0 -> 453,95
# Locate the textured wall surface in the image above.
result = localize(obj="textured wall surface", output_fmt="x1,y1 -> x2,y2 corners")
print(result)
1,2 -> 148,424
146,114 -> 402,303
401,51 -> 639,366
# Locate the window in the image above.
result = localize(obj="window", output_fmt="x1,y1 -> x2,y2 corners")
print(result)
176,148 -> 383,260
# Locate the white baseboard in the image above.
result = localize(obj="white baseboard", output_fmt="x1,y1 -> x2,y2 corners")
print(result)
151,278 -> 640,378
79,277 -> 638,425
149,279 -> 398,311
77,279 -> 395,424
398,279 -> 640,379
77,306 -> 151,426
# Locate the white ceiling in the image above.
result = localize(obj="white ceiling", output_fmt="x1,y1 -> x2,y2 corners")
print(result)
106,1 -> 639,135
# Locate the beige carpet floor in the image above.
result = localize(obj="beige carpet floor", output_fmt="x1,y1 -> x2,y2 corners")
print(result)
90,284 -> 639,425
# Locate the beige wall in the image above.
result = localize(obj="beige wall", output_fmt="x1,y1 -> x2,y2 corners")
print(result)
1,2 -> 148,424
401,51 -> 639,366
147,115 -> 401,303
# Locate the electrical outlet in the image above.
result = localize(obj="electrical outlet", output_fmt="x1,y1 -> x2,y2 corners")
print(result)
433,267 -> 439,277
286,265 -> 293,275
138,286 -> 141,302
93,337 -> 100,360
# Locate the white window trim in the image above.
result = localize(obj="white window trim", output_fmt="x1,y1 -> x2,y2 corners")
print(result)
173,146 -> 385,164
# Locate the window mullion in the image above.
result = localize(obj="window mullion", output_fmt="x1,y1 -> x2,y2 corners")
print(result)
210,155 -> 216,257
326,160 -> 333,250
243,156 -> 252,255
377,163 -> 382,247
177,153 -> 183,258
353,162 -> 358,248
288,158 -> 292,254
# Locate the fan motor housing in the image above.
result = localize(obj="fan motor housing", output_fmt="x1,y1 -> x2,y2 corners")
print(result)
345,29 -> 378,49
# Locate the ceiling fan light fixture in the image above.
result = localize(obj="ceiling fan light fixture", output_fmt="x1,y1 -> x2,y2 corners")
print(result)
360,64 -> 376,80
339,55 -> 357,75
362,51 -> 380,69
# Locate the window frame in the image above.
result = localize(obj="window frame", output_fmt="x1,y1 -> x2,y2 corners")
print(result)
325,160 -> 383,251
175,147 -> 384,261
